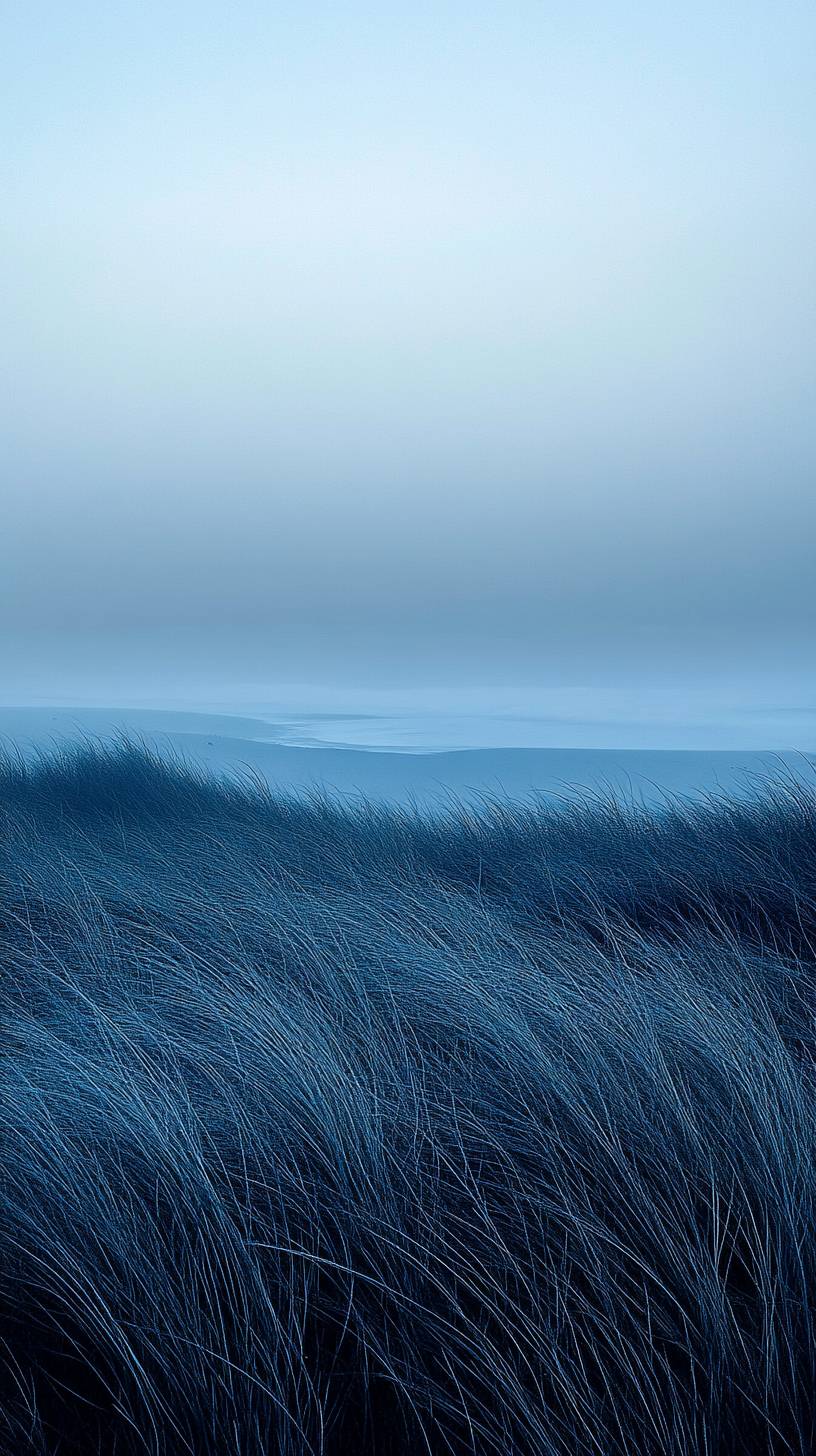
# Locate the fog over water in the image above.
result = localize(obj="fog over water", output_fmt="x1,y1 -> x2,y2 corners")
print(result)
2,2 -> 814,739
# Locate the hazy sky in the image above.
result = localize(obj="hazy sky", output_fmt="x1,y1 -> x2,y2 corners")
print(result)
2,1 -> 814,703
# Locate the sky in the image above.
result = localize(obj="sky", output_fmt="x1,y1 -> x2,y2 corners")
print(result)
1,1 -> 814,711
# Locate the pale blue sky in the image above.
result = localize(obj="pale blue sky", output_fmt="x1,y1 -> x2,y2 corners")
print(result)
1,1 -> 814,703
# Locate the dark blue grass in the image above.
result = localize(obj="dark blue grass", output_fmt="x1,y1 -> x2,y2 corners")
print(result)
1,743 -> 815,1454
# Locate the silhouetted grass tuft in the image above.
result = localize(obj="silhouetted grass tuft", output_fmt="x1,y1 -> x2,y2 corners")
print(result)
1,742 -> 815,1453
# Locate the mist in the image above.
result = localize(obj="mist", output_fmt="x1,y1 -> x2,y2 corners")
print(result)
2,1 -> 814,707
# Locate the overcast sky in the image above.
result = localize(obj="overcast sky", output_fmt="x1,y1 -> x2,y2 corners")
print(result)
2,1 -> 814,705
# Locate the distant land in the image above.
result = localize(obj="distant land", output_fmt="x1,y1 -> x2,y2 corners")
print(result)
0,705 -> 812,809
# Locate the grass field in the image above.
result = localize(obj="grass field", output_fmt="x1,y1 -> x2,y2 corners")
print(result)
1,743 -> 815,1454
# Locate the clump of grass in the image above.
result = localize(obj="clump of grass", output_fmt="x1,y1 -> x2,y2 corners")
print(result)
1,742 -> 815,1454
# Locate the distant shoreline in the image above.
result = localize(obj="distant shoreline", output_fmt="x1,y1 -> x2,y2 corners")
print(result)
1,706 -> 812,809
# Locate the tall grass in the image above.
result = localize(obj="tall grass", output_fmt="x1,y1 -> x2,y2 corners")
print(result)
1,742 -> 815,1453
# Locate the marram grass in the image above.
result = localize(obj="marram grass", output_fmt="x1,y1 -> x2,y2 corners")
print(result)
1,743 -> 815,1453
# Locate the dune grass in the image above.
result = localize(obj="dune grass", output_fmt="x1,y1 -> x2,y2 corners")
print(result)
1,741 -> 815,1453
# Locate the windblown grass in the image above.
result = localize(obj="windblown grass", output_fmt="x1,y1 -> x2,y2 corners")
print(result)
1,742 -> 815,1453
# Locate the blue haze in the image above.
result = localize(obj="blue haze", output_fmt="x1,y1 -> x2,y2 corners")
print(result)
1,2 -> 814,723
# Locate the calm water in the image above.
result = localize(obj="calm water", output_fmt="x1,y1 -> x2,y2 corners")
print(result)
1,703 -> 813,809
